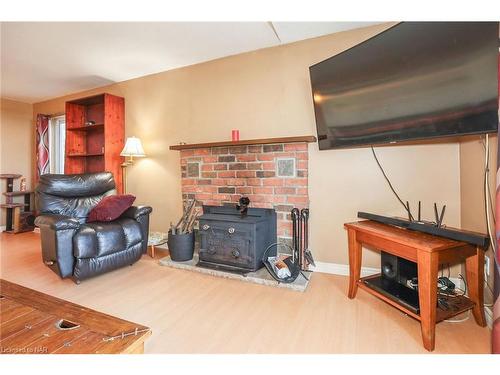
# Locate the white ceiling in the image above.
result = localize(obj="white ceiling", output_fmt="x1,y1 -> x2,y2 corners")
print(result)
0,22 -> 380,103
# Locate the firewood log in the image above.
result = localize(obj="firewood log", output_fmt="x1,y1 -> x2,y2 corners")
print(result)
186,208 -> 198,233
181,200 -> 196,233
175,200 -> 189,231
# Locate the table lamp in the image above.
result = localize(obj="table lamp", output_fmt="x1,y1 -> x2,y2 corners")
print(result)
120,136 -> 146,193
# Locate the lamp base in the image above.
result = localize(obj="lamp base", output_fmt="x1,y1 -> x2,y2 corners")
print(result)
121,163 -> 129,194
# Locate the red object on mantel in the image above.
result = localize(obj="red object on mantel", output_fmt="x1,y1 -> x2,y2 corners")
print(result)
231,130 -> 240,142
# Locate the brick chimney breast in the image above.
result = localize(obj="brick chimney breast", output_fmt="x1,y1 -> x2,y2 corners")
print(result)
180,142 -> 309,243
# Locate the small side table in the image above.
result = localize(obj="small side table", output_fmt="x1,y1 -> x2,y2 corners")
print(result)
147,232 -> 168,258
344,220 -> 486,351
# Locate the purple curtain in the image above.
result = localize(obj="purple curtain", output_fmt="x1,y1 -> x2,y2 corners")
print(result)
36,114 -> 50,180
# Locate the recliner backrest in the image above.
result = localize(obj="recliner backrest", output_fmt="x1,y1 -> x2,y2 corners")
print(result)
36,172 -> 116,223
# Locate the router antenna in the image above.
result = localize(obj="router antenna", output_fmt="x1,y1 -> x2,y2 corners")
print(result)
438,205 -> 446,228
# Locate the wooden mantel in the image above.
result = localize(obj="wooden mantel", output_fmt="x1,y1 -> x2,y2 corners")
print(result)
169,136 -> 317,151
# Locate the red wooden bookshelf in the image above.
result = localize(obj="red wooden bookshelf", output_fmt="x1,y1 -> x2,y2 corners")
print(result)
64,93 -> 124,193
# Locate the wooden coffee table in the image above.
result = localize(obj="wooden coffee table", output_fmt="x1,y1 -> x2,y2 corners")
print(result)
0,279 -> 151,354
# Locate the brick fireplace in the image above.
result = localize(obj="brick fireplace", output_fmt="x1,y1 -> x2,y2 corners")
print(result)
177,140 -> 311,245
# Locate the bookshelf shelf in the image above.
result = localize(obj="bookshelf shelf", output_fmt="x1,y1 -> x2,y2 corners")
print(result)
65,93 -> 124,193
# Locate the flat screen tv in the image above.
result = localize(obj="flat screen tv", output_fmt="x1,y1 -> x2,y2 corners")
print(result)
309,22 -> 499,150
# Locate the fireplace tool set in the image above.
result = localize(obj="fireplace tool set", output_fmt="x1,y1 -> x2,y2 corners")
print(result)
263,207 -> 315,283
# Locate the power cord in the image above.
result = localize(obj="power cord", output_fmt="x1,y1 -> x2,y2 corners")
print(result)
442,273 -> 469,323
371,146 -> 414,221
482,134 -> 497,307
443,311 -> 471,324
481,136 -> 496,224
483,134 -> 496,256
410,272 -> 471,323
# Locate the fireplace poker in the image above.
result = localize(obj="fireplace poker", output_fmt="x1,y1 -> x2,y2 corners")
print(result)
298,208 -> 302,270
291,208 -> 300,264
300,208 -> 307,269
301,208 -> 315,269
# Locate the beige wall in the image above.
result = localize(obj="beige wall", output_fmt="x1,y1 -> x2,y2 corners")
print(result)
0,98 -> 34,226
32,23 -> 463,267
460,135 -> 497,303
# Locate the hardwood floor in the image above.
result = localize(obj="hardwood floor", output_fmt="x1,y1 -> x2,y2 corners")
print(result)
0,232 -> 491,353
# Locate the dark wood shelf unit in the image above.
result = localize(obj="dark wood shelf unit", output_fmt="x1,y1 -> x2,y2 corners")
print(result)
357,274 -> 475,322
0,175 -> 34,234
169,135 -> 317,150
0,174 -> 22,179
3,190 -> 34,197
65,93 -> 124,193
0,203 -> 26,209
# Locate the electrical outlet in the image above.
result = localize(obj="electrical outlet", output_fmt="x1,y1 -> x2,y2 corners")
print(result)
485,256 -> 490,277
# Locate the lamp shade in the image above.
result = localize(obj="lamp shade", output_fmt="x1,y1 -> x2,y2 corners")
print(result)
120,137 -> 146,157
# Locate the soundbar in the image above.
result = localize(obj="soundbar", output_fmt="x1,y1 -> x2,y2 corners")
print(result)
358,212 -> 490,248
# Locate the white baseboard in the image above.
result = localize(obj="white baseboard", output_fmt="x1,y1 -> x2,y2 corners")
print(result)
0,225 -> 5,232
308,261 -> 378,277
310,262 -> 492,328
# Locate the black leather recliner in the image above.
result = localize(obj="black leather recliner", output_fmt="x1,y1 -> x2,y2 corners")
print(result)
34,172 -> 152,283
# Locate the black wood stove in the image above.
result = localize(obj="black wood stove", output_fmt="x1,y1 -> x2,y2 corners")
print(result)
198,205 -> 277,274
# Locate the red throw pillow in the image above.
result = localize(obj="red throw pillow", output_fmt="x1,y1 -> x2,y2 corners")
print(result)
87,194 -> 136,222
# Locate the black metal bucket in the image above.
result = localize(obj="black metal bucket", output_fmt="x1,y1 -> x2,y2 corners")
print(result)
168,231 -> 195,261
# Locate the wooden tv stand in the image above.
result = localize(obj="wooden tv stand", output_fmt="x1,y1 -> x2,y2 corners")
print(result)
344,220 -> 486,351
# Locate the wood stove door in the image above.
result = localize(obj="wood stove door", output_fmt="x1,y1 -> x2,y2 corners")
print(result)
199,223 -> 254,269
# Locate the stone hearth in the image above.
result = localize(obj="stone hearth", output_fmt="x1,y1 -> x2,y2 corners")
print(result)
159,254 -> 310,292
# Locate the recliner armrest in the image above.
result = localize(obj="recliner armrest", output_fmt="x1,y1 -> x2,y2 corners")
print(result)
121,206 -> 153,220
35,214 -> 79,279
120,206 -> 152,254
35,214 -> 81,231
